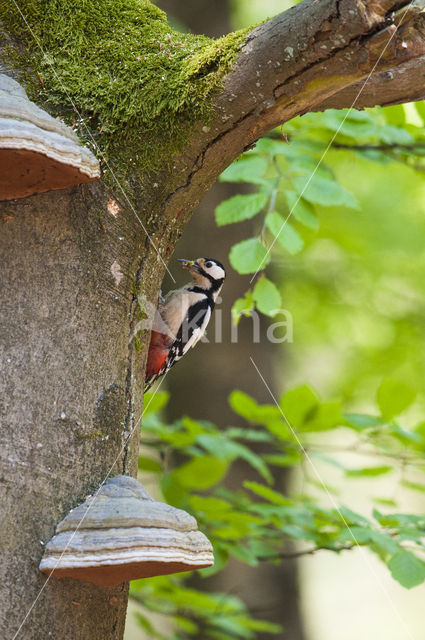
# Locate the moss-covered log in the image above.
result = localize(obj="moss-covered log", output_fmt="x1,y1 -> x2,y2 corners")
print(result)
1,1 -> 425,638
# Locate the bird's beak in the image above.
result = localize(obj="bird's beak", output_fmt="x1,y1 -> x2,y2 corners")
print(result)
178,259 -> 200,272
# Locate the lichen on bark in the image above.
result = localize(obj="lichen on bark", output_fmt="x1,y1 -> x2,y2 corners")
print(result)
0,0 -> 250,176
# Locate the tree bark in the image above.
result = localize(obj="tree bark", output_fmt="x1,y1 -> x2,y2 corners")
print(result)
1,0 -> 425,638
0,182 -> 152,638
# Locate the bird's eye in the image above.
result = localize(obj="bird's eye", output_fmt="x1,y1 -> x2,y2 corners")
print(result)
205,261 -> 213,268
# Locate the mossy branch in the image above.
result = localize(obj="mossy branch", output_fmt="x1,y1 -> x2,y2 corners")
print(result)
0,0 -> 250,177
2,0 -> 425,218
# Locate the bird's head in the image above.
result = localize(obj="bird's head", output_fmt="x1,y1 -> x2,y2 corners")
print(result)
178,257 -> 226,294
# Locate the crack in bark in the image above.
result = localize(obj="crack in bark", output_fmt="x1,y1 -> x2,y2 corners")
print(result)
271,4 -> 390,99
121,233 -> 153,473
162,150 -> 206,211
121,323 -> 135,474
121,247 -> 149,474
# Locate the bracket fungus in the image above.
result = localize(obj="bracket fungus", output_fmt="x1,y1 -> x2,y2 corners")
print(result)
0,74 -> 100,200
39,475 -> 214,586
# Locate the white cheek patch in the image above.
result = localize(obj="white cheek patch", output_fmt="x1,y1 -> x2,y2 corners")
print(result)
207,264 -> 225,280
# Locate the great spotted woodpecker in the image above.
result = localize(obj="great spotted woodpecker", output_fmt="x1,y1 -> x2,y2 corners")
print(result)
145,258 -> 226,390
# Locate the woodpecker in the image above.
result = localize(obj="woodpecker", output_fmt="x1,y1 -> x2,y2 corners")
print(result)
145,257 -> 226,390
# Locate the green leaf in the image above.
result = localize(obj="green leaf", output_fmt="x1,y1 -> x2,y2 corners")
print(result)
159,431 -> 195,448
212,512 -> 262,539
338,526 -> 372,545
229,238 -> 270,274
284,190 -> 319,230
230,544 -> 259,566
231,291 -> 254,325
173,616 -> 199,634
211,614 -> 257,638
265,451 -> 302,467
243,618 -> 282,634
377,379 -> 416,419
414,101 -> 425,123
220,156 -> 268,184
338,506 -> 370,527
390,424 -> 423,445
303,400 -> 343,432
196,434 -> 273,483
196,433 -> 237,460
252,277 -> 282,317
226,426 -> 273,442
229,391 -> 288,440
373,509 -> 425,528
402,480 -> 425,494
387,550 -> 425,588
189,495 -> 232,515
373,497 -> 398,508
322,109 -> 375,134
244,481 -> 291,505
215,193 -> 268,226
254,137 -> 289,156
138,455 -> 162,473
369,530 -> 399,555
339,527 -> 399,555
345,465 -> 393,477
379,124 -> 413,145
382,104 -> 406,127
181,416 -> 208,436
160,473 -> 191,506
414,421 -> 425,439
265,212 -> 304,254
292,175 -> 359,209
172,456 -> 229,490
232,444 -> 273,483
344,413 -> 384,430
280,385 -> 319,429
142,391 -> 169,416
229,390 -> 261,421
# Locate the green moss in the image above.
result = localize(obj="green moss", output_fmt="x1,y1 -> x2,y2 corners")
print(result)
76,430 -> 105,440
134,336 -> 145,353
1,0 -> 249,176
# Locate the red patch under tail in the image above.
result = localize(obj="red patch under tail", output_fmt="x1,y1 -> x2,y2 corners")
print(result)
145,331 -> 170,381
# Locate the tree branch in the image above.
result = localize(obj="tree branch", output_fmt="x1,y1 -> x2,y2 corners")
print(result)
315,54 -> 425,110
163,0 -> 425,222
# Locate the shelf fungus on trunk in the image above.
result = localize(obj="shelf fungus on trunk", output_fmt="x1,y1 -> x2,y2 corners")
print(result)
0,74 -> 100,201
39,475 -> 214,587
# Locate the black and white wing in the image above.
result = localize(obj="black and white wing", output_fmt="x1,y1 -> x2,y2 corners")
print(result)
161,298 -> 212,375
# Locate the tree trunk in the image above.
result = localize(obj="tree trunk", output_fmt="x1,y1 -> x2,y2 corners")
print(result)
0,182 -> 153,638
1,1 -> 425,638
